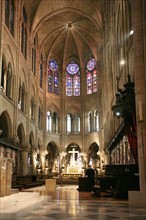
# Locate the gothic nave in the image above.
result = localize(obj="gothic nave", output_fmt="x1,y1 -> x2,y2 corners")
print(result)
0,0 -> 146,217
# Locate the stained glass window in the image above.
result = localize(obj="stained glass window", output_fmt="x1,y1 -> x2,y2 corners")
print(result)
10,0 -> 14,35
5,0 -> 14,36
46,111 -> 58,133
46,111 -> 52,132
48,59 -> 59,95
32,36 -> 37,75
86,58 -> 97,94
5,0 -> 9,28
18,82 -> 25,112
94,110 -> 99,131
74,114 -> 80,134
66,75 -> 72,96
66,62 -> 80,96
38,106 -> 42,129
30,97 -> 34,121
39,53 -> 43,88
52,112 -> 58,133
88,112 -> 92,132
66,114 -> 72,133
21,6 -> 27,59
6,63 -> 12,99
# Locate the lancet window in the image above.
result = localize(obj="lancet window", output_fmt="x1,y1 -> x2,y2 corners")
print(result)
66,62 -> 80,96
39,53 -> 43,88
48,59 -> 59,95
46,111 -> 58,133
32,35 -> 37,75
5,0 -> 15,36
66,113 -> 80,134
1,56 -> 13,101
86,58 -> 97,94
21,6 -> 27,59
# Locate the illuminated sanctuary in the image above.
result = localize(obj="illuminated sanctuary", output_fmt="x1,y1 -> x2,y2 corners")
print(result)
0,0 -> 146,208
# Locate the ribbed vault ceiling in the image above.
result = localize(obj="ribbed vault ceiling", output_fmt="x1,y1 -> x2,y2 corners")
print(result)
26,0 -> 103,67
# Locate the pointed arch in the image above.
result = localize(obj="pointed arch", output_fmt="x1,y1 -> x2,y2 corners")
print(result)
0,111 -> 12,138
86,57 -> 97,94
66,61 -> 80,96
17,123 -> 25,147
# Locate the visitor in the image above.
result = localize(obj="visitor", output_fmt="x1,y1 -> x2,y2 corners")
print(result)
85,165 -> 95,192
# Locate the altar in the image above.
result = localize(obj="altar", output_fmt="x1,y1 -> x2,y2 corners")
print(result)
59,148 -> 84,184
62,173 -> 82,179
57,173 -> 82,185
66,148 -> 83,175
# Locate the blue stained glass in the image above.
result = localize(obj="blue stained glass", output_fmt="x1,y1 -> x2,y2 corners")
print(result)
54,72 -> 59,94
66,63 -> 79,75
66,62 -> 80,96
48,59 -> 59,95
66,75 -> 73,96
87,58 -> 96,71
86,57 -> 97,94
49,59 -> 58,70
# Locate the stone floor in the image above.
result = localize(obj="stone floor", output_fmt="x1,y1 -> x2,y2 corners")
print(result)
0,184 -> 146,220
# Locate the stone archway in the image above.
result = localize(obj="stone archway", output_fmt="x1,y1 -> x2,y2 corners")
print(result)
0,111 -> 12,138
66,143 -> 81,164
17,123 -> 25,146
65,143 -> 84,174
17,123 -> 25,175
0,111 -> 13,197
88,142 -> 100,169
27,131 -> 35,175
36,140 -> 43,174
45,142 -> 59,175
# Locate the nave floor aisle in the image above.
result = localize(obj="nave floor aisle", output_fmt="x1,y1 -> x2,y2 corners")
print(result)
0,184 -> 146,220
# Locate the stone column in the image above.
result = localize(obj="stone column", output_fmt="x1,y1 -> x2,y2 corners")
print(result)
21,150 -> 28,175
32,150 -> 37,175
6,159 -> 13,196
128,0 -> 146,207
0,0 -> 3,85
40,152 -> 46,173
0,158 -> 7,197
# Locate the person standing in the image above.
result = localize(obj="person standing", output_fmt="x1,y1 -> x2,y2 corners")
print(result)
85,165 -> 95,192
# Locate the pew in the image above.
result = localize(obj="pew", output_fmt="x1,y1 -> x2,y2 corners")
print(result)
12,175 -> 44,189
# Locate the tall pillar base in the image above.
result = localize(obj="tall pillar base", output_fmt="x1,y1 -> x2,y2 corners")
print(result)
128,191 -> 146,207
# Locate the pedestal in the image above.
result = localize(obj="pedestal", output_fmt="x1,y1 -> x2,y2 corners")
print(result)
45,179 -> 56,191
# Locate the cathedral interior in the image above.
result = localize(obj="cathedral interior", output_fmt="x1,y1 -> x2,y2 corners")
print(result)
0,0 -> 146,210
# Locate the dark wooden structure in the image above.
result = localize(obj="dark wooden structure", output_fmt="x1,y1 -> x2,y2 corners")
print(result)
78,177 -> 93,192
96,164 -> 139,199
78,164 -> 139,199
12,175 -> 44,189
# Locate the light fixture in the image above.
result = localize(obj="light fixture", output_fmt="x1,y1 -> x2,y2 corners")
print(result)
120,59 -> 125,65
115,111 -> 121,117
130,30 -> 134,35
